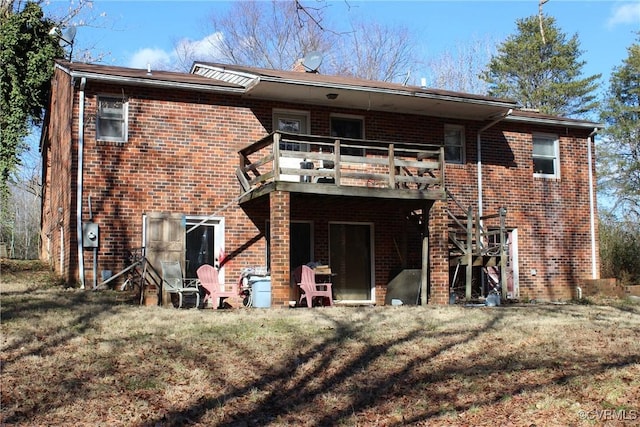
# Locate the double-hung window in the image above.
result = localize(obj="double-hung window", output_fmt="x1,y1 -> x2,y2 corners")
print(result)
444,124 -> 464,164
97,96 -> 128,142
533,133 -> 560,178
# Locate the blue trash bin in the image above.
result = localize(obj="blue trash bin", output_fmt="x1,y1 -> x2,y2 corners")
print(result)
251,278 -> 271,308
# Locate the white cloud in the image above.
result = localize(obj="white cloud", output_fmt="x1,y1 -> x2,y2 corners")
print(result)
176,32 -> 224,60
607,3 -> 640,28
128,48 -> 173,70
126,32 -> 224,71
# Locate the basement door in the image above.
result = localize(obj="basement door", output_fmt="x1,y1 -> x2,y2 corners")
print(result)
144,212 -> 185,288
329,222 -> 374,302
184,216 -> 225,281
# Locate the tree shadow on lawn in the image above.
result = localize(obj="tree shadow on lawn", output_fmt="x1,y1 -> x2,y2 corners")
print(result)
2,299 -> 639,426
0,288 -> 144,424
141,306 -> 640,426
1,289 -> 138,361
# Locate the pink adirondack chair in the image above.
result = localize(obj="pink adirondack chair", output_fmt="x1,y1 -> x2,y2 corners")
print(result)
294,265 -> 333,308
197,264 -> 237,309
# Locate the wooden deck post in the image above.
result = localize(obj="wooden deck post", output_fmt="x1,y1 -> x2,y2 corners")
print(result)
388,144 -> 396,188
334,139 -> 341,186
273,133 -> 281,181
466,205 -> 473,301
500,207 -> 508,300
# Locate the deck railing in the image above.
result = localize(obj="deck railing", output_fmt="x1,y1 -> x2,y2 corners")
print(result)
236,132 -> 445,195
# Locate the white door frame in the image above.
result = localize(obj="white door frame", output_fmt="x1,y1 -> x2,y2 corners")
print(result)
273,109 -> 310,182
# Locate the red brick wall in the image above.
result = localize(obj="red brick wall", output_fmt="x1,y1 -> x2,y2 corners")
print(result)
41,72 -> 598,304
78,86 -> 271,287
446,122 -> 599,301
429,200 -> 450,304
269,191 -> 290,307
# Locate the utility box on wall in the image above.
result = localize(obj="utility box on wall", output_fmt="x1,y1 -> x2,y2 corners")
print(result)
82,222 -> 99,248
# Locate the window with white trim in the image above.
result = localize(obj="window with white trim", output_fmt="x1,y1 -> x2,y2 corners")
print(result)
533,133 -> 560,178
97,96 -> 128,142
444,124 -> 464,164
273,110 -> 309,151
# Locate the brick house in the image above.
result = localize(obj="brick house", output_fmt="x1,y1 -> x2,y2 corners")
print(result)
40,59 -> 601,306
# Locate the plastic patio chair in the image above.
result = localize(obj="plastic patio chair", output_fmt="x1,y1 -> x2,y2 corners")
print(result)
197,264 -> 237,309
294,265 -> 333,308
160,260 -> 201,308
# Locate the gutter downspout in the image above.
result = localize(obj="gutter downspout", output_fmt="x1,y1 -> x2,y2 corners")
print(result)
588,127 -> 599,279
77,77 -> 86,289
477,109 -> 513,218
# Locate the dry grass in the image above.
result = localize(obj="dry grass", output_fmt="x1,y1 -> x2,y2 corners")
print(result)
2,260 -> 639,426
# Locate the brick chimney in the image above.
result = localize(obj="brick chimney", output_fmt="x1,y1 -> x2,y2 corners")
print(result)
292,58 -> 306,72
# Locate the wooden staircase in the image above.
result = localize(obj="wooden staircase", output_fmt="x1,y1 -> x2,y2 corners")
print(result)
446,190 -> 508,301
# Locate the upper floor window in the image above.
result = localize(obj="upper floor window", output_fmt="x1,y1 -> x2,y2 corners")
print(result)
273,110 -> 309,151
533,133 -> 560,178
444,124 -> 465,164
331,115 -> 364,156
97,96 -> 128,142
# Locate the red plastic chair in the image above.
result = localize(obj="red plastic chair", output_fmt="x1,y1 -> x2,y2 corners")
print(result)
197,264 -> 237,309
294,265 -> 333,308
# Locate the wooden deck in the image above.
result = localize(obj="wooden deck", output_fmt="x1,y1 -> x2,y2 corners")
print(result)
236,132 -> 446,202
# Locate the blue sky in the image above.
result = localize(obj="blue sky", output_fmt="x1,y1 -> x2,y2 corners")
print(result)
46,1 -> 638,89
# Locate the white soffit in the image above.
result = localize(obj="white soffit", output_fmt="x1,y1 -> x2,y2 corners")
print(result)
191,63 -> 517,120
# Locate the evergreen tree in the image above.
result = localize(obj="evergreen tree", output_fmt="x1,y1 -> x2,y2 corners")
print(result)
598,34 -> 640,222
481,14 -> 600,117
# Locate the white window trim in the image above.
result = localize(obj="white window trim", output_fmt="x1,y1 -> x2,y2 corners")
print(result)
273,109 -> 310,152
272,109 -> 310,134
444,124 -> 465,164
96,95 -> 128,143
533,133 -> 560,179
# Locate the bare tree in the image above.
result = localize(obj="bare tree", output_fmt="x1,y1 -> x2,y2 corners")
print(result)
329,19 -> 418,83
181,0 -> 420,83
427,35 -> 498,94
3,135 -> 42,259
205,0 -> 333,71
172,32 -> 225,72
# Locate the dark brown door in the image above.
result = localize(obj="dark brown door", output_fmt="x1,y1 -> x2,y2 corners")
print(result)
329,223 -> 372,301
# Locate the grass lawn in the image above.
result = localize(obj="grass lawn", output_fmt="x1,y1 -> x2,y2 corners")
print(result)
1,260 -> 639,426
